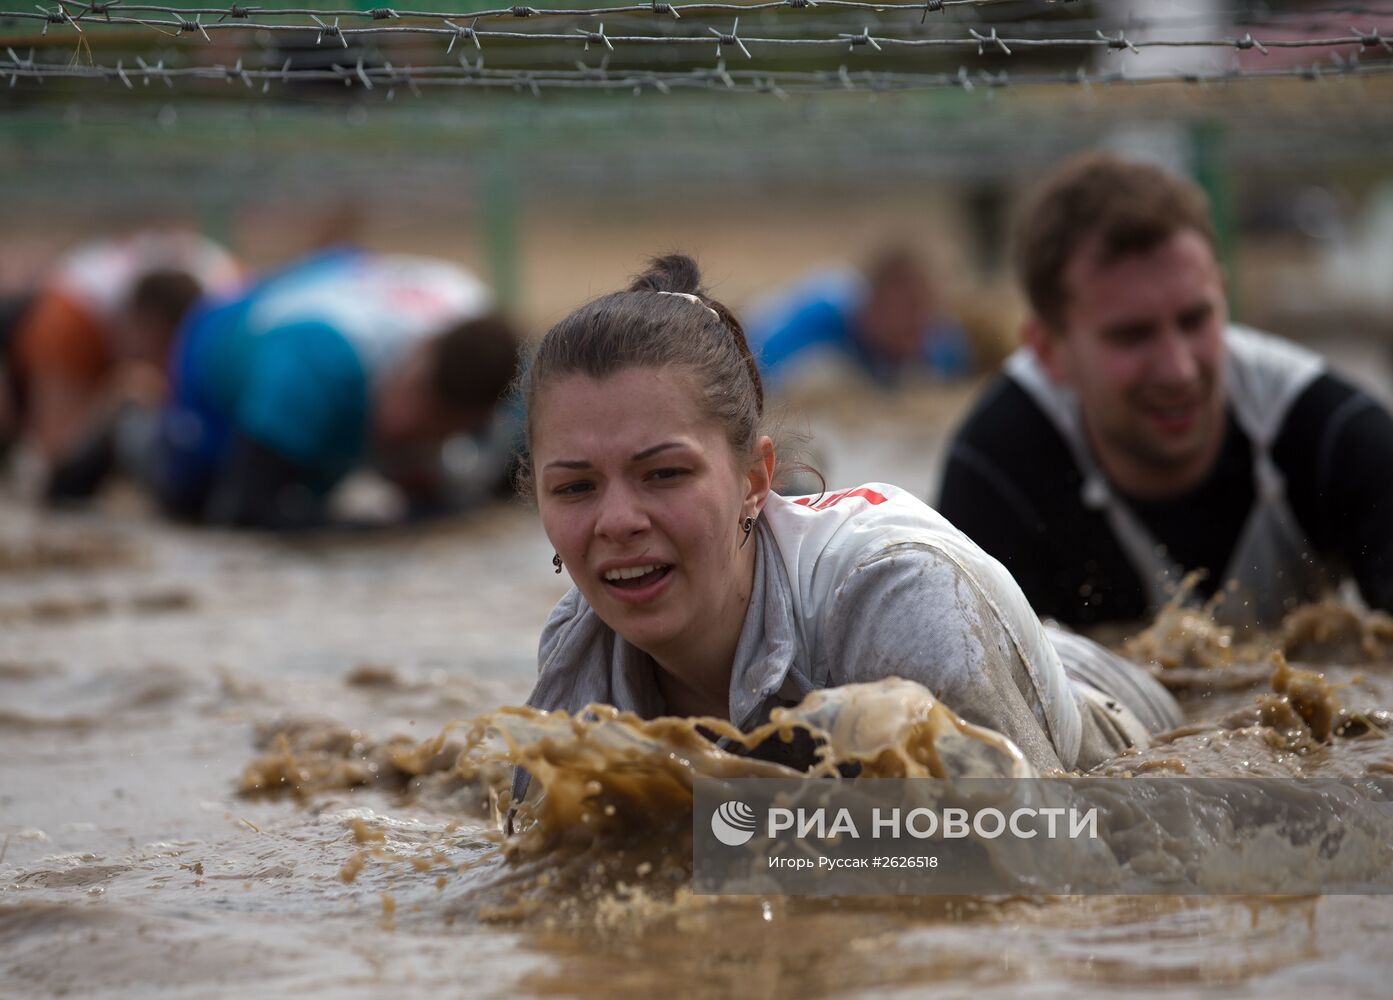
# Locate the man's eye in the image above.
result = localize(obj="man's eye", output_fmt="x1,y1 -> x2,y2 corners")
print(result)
1179,305 -> 1213,331
1105,326 -> 1151,346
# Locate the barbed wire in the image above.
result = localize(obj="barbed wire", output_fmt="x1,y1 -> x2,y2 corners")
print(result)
6,45 -> 1390,95
4,0 -> 1064,25
13,1 -> 1393,27
4,6 -> 1392,60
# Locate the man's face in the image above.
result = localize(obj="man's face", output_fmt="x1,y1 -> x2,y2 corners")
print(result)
372,343 -> 486,448
1043,228 -> 1228,494
858,269 -> 934,362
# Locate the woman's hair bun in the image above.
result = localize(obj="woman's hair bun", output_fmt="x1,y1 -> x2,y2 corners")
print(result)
628,254 -> 704,297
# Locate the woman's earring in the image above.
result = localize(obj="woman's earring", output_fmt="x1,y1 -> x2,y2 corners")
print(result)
740,515 -> 755,547
552,553 -> 563,574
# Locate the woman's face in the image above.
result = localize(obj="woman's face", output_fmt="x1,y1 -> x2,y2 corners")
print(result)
532,367 -> 770,664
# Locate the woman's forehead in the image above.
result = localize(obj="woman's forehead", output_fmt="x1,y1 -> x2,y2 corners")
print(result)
533,369 -> 717,450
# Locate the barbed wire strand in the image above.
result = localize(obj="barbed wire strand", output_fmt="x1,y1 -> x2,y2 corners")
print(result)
23,0 -> 1393,26
5,8 -> 1392,59
5,47 -> 1389,94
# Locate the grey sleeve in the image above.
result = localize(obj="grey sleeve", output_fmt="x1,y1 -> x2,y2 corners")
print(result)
818,543 -> 1066,772
510,587 -> 590,830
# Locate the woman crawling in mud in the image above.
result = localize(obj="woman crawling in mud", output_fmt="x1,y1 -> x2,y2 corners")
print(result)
511,255 -> 1182,800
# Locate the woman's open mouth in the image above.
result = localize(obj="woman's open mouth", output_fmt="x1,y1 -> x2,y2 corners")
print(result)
602,563 -> 673,590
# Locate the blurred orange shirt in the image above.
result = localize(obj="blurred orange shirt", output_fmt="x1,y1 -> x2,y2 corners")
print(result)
13,288 -> 111,391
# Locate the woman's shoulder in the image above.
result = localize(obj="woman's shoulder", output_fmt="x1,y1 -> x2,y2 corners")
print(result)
763,482 -> 1041,629
764,483 -> 964,571
762,483 -> 975,615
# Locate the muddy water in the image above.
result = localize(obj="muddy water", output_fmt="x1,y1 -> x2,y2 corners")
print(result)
4,473 -> 1393,997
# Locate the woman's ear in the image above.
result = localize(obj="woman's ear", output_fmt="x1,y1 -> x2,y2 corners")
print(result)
745,435 -> 776,514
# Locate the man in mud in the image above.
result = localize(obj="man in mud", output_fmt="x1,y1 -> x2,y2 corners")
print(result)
747,245 -> 973,390
151,247 -> 522,530
938,153 -> 1393,630
4,231 -> 241,500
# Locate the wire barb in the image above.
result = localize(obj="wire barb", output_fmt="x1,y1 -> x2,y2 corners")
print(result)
839,27 -> 881,52
1234,32 -> 1269,55
1352,26 -> 1392,53
576,22 -> 613,52
709,17 -> 751,60
970,27 -> 1011,56
173,13 -> 211,42
136,54 -> 173,87
310,14 -> 348,49
74,0 -> 120,23
444,18 -> 481,53
1097,28 -> 1139,54
35,3 -> 81,35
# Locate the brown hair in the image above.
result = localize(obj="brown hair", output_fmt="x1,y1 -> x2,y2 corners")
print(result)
517,254 -> 764,488
431,314 -> 523,412
128,269 -> 204,346
1015,153 -> 1217,331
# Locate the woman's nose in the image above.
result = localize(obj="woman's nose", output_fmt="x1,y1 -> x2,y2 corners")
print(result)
593,484 -> 650,540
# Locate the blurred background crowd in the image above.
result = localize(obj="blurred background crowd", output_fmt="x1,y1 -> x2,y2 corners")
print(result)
2,0 -> 1392,527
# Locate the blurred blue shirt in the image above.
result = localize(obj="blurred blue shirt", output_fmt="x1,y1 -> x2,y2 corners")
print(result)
160,248 -> 490,499
747,267 -> 971,389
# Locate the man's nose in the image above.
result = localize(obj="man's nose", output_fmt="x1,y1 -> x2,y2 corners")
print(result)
594,484 -> 650,540
1151,327 -> 1200,385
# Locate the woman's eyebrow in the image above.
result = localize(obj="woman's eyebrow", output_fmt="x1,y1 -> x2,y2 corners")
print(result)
632,441 -> 685,462
544,441 -> 688,470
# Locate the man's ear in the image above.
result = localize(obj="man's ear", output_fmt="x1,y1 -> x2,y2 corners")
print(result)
1023,313 -> 1071,386
745,435 -> 776,515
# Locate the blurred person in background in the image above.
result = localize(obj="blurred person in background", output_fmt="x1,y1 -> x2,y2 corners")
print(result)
151,247 -> 522,531
2,231 -> 242,501
746,245 -> 973,391
938,154 -> 1393,631
0,288 -> 37,461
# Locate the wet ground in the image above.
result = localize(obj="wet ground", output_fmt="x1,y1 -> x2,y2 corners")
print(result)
4,393 -> 1393,998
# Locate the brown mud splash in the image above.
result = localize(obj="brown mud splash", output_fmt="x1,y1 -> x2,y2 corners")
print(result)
1097,652 -> 1392,779
0,587 -> 194,625
476,679 -> 1031,860
234,657 -> 1393,938
1122,578 -> 1393,683
443,682 -> 1027,929
238,680 -> 1030,925
238,717 -> 479,802
0,533 -> 131,573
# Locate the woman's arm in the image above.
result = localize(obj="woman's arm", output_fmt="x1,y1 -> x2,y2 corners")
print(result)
818,542 -> 1067,772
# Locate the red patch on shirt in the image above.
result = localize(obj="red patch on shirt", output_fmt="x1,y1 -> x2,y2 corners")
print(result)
792,487 -> 889,511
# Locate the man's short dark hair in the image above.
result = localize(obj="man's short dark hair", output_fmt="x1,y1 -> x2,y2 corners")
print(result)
864,245 -> 924,290
431,314 -> 523,412
129,269 -> 204,348
1015,154 -> 1218,331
